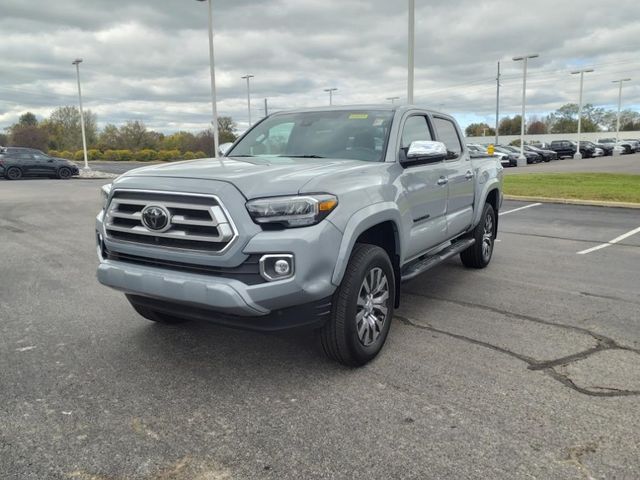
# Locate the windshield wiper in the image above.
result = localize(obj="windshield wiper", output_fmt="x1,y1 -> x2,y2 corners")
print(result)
280,154 -> 326,158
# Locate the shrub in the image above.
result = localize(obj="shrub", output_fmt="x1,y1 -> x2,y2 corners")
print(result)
74,150 -> 85,161
182,151 -> 197,160
88,149 -> 103,160
58,150 -> 74,160
101,149 -> 134,161
49,150 -> 60,158
158,149 -> 181,162
193,151 -> 208,158
134,149 -> 159,162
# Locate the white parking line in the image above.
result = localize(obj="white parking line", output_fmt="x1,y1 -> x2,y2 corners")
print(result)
577,226 -> 640,255
499,203 -> 542,216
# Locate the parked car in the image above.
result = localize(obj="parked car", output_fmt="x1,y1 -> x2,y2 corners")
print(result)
96,105 -> 503,366
493,146 -> 521,166
467,144 -> 516,167
548,140 -> 595,159
0,147 -> 80,180
524,145 -> 557,162
598,138 -> 633,154
594,140 -> 615,156
580,141 -> 604,157
499,145 -> 541,163
622,139 -> 640,153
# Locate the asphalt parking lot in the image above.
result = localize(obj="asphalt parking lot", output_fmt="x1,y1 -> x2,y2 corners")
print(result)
504,152 -> 640,175
1,179 -> 639,479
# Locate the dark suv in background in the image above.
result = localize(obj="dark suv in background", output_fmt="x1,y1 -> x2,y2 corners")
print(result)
0,147 -> 79,180
548,140 -> 595,159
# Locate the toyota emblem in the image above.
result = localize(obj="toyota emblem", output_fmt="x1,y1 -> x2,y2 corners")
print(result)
141,205 -> 170,232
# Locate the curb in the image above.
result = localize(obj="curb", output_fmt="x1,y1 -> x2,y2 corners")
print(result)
504,195 -> 640,209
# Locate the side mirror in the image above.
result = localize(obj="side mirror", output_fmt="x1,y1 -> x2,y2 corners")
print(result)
401,141 -> 447,167
218,142 -> 233,156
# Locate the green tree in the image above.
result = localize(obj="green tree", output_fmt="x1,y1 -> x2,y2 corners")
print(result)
0,132 -> 8,146
97,124 -> 121,150
18,112 -> 38,126
527,120 -> 547,134
117,120 -> 159,150
43,105 -> 98,150
465,122 -> 495,137
9,125 -> 49,151
498,115 -> 522,135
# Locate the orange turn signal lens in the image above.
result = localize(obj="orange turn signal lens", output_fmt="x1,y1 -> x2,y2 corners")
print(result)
318,198 -> 338,212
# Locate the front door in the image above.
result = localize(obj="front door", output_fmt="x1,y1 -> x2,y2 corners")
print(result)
433,116 -> 475,237
398,114 -> 449,260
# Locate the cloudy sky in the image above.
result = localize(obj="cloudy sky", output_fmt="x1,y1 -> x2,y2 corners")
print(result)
1,0 -> 639,133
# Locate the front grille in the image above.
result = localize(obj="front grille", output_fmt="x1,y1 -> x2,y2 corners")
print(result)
104,190 -> 237,253
105,249 -> 264,285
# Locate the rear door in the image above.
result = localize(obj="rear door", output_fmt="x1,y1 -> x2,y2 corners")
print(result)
397,114 -> 449,259
33,153 -> 58,174
432,115 -> 474,237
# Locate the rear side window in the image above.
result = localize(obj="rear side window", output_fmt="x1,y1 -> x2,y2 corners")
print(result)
433,117 -> 462,157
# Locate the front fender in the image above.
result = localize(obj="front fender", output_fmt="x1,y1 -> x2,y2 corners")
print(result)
329,202 -> 402,286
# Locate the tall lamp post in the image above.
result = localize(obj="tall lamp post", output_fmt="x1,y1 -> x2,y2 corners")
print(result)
407,0 -> 415,104
241,74 -> 254,127
324,88 -> 338,105
196,0 -> 220,158
72,59 -> 89,170
612,78 -> 631,146
513,53 -> 539,167
571,68 -> 594,160
495,61 -> 500,146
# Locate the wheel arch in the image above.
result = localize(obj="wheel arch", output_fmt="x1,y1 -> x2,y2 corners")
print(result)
331,204 -> 402,307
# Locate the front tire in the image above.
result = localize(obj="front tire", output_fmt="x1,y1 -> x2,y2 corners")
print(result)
320,244 -> 395,367
460,203 -> 496,269
58,167 -> 72,179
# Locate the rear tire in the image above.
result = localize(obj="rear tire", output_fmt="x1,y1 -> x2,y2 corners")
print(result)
320,244 -> 395,367
6,167 -> 22,180
127,296 -> 188,324
460,203 -> 496,269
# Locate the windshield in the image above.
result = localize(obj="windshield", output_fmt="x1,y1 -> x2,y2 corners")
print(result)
228,110 -> 394,162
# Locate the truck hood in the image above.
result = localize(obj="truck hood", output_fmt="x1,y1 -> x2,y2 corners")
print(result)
119,156 -> 374,199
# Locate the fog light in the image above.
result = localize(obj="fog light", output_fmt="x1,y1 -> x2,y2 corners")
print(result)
259,254 -> 294,281
274,259 -> 291,275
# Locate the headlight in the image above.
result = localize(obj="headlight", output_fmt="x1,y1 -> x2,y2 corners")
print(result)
246,194 -> 338,228
101,183 -> 112,210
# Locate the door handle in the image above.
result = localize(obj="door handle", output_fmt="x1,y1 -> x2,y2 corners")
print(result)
465,170 -> 474,180
437,176 -> 448,186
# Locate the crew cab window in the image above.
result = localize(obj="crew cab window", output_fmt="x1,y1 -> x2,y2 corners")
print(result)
401,115 -> 433,148
433,117 -> 462,158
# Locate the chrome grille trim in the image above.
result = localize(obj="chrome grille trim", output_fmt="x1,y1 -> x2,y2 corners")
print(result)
104,189 -> 238,254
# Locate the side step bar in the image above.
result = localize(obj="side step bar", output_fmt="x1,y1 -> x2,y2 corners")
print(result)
401,238 -> 475,282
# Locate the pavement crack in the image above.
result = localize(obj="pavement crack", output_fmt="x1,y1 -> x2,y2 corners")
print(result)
395,314 -> 536,365
395,313 -> 640,398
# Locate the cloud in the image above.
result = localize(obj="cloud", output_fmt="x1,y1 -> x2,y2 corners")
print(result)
0,0 -> 638,133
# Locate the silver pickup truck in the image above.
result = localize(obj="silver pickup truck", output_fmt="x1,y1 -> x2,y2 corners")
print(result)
96,106 -> 503,366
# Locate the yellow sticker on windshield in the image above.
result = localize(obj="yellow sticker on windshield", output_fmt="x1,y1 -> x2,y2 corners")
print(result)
349,113 -> 369,119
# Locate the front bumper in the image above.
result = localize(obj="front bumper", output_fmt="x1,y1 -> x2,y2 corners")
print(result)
96,191 -> 343,324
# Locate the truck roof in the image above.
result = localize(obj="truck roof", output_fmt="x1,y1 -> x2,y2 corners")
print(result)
271,104 -> 447,117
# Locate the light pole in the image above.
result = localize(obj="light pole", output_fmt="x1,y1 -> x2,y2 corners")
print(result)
571,68 -> 594,160
495,61 -> 500,146
387,96 -> 400,104
196,0 -> 220,158
241,74 -> 254,127
513,53 -> 539,166
407,0 -> 415,104
72,59 -> 89,170
324,88 -> 338,105
612,78 -> 631,146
